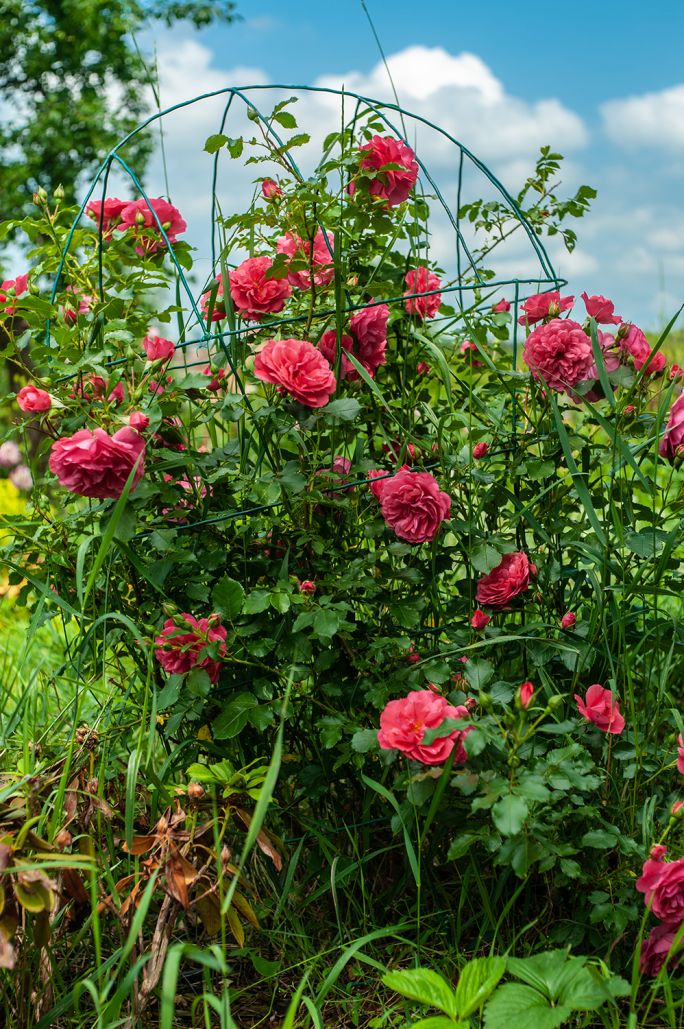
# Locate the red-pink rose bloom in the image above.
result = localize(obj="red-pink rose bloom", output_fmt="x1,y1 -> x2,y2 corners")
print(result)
261,178 -> 282,199
129,411 -> 150,431
154,614 -> 227,683
254,338 -> 336,408
586,330 -> 622,380
354,135 -> 419,207
85,197 -> 127,238
71,374 -> 124,406
17,385 -> 52,412
298,580 -> 316,595
640,922 -> 682,976
493,298 -> 511,313
561,611 -> 577,629
117,197 -> 187,254
276,229 -> 335,289
416,361 -> 430,375
637,853 -> 684,923
0,273 -> 29,315
518,291 -> 574,325
659,393 -> 684,462
670,364 -> 683,381
62,285 -> 94,325
376,468 -> 451,544
523,318 -> 595,395
49,426 -> 145,499
620,323 -> 657,371
476,552 -> 532,607
677,734 -> 684,776
143,334 -> 175,361
201,275 -> 226,322
404,267 -> 442,319
470,609 -> 491,631
645,350 -> 667,375
349,302 -> 389,375
519,681 -> 534,709
319,301 -> 389,381
203,365 -> 227,392
368,466 -> 408,501
378,689 -> 472,765
574,683 -> 625,734
581,292 -> 621,325
229,256 -> 292,321
472,442 -> 489,459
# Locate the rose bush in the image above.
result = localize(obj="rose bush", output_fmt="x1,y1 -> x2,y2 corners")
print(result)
0,97 -> 682,1001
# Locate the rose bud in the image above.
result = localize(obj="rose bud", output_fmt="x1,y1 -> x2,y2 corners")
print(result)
298,579 -> 316,596
560,611 -> 576,629
519,681 -> 534,709
472,442 -> 489,460
470,609 -> 491,631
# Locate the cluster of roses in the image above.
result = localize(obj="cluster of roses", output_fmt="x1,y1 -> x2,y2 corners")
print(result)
198,134 -> 436,411
376,547 -> 626,766
516,289 -> 684,460
85,195 -> 187,256
637,845 -> 684,976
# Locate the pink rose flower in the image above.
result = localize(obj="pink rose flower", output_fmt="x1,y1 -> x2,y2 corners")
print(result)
0,273 -> 29,315
470,609 -> 491,631
670,364 -> 683,381
143,334 -> 175,361
574,683 -> 625,734
17,385 -> 52,412
378,689 -> 472,765
518,291 -> 574,325
354,135 -> 419,207
476,552 -> 532,608
637,854 -> 684,923
276,229 -> 335,289
375,468 -> 451,544
261,178 -> 282,199
523,318 -> 595,395
640,922 -> 682,977
0,441 -> 21,468
620,323 -> 650,362
404,267 -> 442,319
472,442 -> 489,459
644,351 -> 667,375
117,197 -> 187,255
202,365 -> 227,392
128,411 -> 150,431
367,466 -> 408,502
406,642 -> 421,664
298,580 -> 316,595
201,275 -> 227,323
154,613 -> 227,683
254,338 -> 336,408
349,302 -> 389,375
659,393 -> 684,462
588,330 -> 622,377
677,734 -> 684,776
62,285 -> 94,325
85,197 -> 127,238
581,292 -> 621,325
49,426 -> 145,499
229,256 -> 292,321
493,299 -> 511,313
416,361 -> 430,375
519,681 -> 534,708
319,301 -> 389,381
10,465 -> 32,491
561,611 -> 577,629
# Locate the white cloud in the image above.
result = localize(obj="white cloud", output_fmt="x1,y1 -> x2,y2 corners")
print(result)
601,84 -> 684,150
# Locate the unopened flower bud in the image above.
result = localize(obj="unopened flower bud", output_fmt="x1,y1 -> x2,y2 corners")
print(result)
33,186 -> 48,205
55,829 -> 72,849
560,611 -> 576,630
187,782 -> 205,801
518,681 -> 534,709
671,800 -> 683,819
547,694 -> 564,711
298,579 -> 316,596
470,608 -> 491,631
53,184 -> 65,200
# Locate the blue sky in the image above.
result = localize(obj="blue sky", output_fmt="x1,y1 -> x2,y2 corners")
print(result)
140,0 -> 684,330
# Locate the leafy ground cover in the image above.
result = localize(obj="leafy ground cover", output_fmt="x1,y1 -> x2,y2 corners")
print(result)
0,93 -> 682,1027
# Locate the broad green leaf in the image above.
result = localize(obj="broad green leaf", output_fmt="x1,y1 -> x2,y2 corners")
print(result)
491,794 -> 528,836
382,969 -> 458,1017
211,575 -> 245,618
351,729 -> 378,753
212,693 -> 258,739
484,983 -> 571,1029
321,397 -> 361,421
454,957 -> 507,1018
